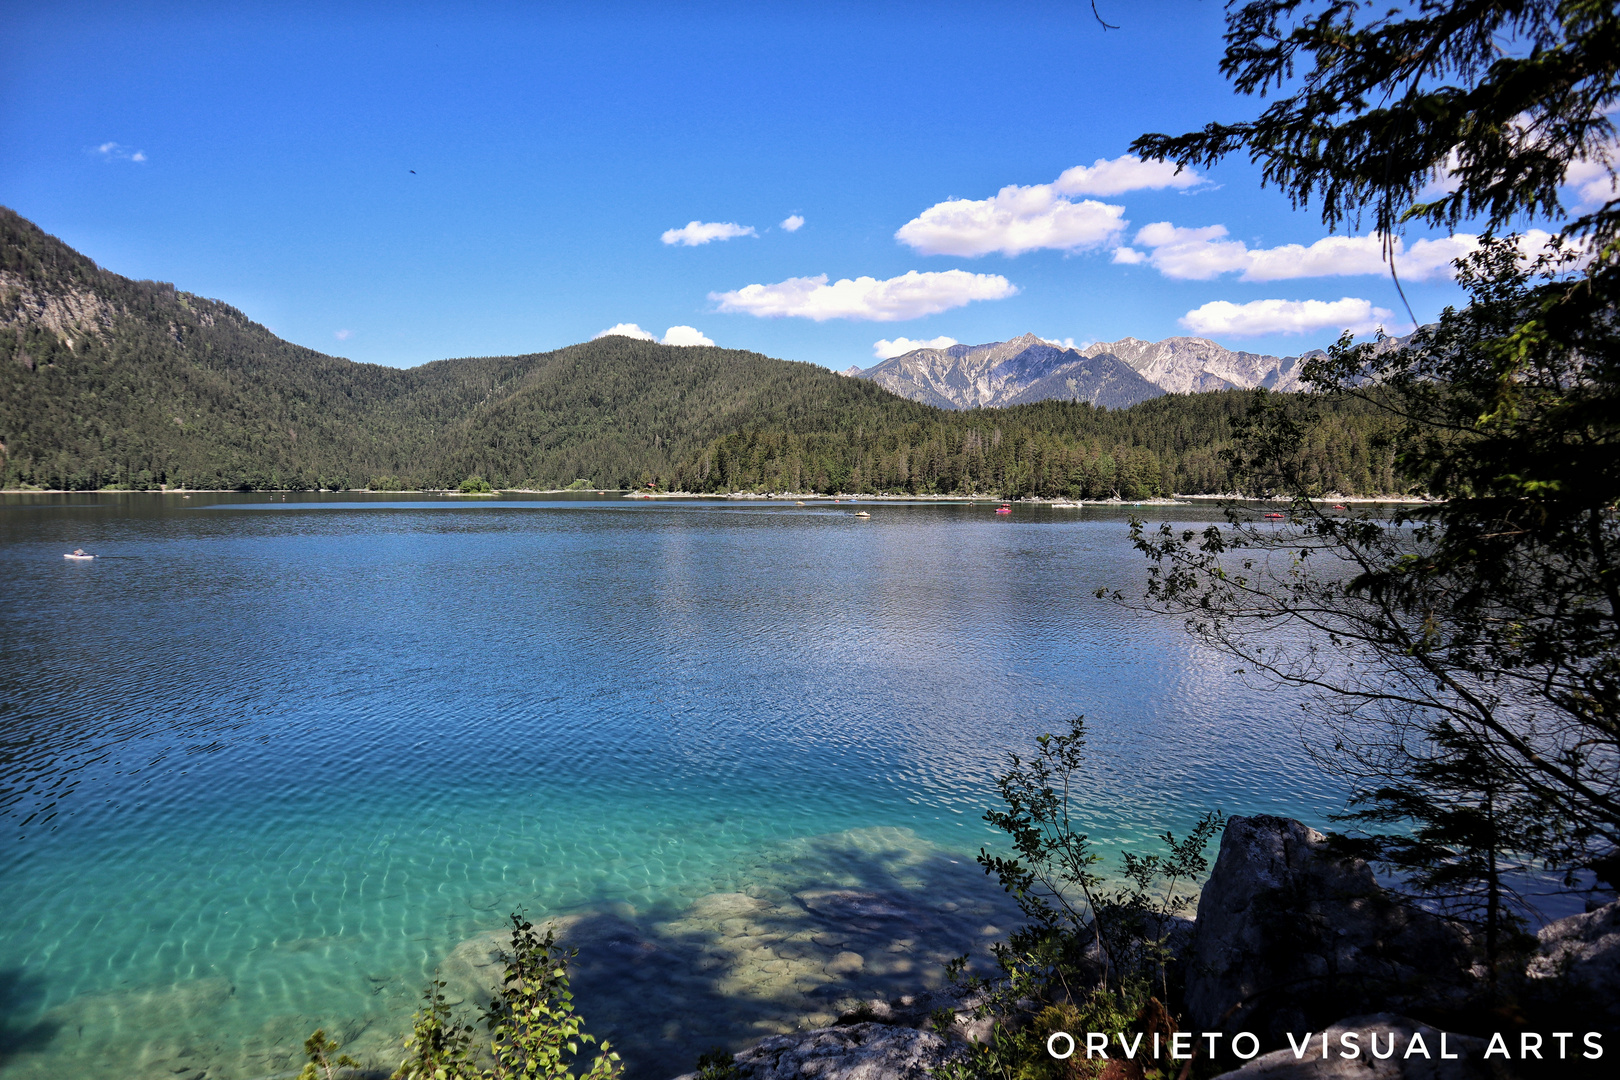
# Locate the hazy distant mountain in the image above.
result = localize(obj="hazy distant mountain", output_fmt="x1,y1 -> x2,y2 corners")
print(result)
856,332 -> 1318,408
860,332 -> 1165,410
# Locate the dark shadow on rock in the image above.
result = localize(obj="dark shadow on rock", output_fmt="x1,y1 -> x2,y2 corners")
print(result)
0,968 -> 61,1067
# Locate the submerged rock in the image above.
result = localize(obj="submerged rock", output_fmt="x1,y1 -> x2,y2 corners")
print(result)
1210,1014 -> 1513,1079
1184,816 -> 1474,1041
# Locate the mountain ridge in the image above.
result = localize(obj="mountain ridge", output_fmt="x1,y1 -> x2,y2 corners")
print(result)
857,332 -> 1318,409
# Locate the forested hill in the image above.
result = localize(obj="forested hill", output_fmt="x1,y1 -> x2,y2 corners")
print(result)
2,208 -> 1411,497
0,207 -> 916,491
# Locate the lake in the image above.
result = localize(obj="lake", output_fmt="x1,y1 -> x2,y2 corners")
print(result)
0,493 -> 1345,1079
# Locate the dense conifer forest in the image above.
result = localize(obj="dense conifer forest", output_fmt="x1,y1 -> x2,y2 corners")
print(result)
2,208 -> 1410,497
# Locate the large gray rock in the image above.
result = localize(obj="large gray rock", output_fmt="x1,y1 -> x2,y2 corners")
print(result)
1211,1014 -> 1514,1079
1184,816 -> 1474,1041
1525,899 -> 1620,1027
670,1023 -> 957,1080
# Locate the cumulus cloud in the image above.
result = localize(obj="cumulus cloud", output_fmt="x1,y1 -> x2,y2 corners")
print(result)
1181,297 -> 1396,338
1052,154 -> 1204,197
712,269 -> 1016,322
781,214 -> 805,232
660,325 -> 715,347
1565,155 -> 1619,208
661,220 -> 757,246
594,323 -> 657,341
593,323 -> 716,346
1040,336 -> 1080,350
1125,222 -> 1496,282
894,154 -> 1205,258
93,141 -> 146,162
872,335 -> 959,359
896,186 -> 1126,257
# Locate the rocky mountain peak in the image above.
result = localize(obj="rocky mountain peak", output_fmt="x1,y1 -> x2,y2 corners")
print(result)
853,332 -> 1319,408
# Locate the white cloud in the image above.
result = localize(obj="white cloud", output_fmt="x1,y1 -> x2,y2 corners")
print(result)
896,185 -> 1126,257
333,329 -> 352,341
592,323 -> 715,346
1126,222 -> 1492,282
872,335 -> 959,359
661,220 -> 758,246
660,325 -> 715,347
93,141 -> 146,162
712,269 -> 1016,322
1565,156 -> 1618,209
1181,297 -> 1396,338
894,154 -> 1205,258
1052,154 -> 1204,197
1040,336 -> 1079,350
780,214 -> 805,232
594,323 -> 656,341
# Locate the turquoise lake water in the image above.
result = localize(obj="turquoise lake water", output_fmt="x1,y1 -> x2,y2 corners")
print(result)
0,493 -> 1345,1079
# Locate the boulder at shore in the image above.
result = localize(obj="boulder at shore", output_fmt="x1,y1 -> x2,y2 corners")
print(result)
1525,899 -> 1620,1027
1183,815 -> 1473,1041
1210,1014 -> 1515,1079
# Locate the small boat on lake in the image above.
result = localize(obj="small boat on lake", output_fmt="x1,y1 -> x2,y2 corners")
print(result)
854,510 -> 871,518
63,549 -> 94,560
1263,512 -> 1286,519
995,505 -> 1012,514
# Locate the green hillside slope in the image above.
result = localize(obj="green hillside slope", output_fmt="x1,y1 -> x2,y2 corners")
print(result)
1,207 -> 1412,497
0,208 -> 911,491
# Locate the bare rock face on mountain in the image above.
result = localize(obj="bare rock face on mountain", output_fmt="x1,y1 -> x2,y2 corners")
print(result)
860,333 -> 1165,410
1082,336 -> 1312,394
855,332 -> 1316,409
1184,816 -> 1474,1043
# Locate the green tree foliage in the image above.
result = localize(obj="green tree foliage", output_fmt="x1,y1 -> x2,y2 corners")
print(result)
1332,715 -> 1544,984
1131,0 -> 1619,260
670,392 -> 1406,499
389,915 -> 620,1080
936,718 -> 1220,1080
394,980 -> 479,1080
458,475 -> 494,494
1115,0 -> 1620,987
298,1029 -> 361,1080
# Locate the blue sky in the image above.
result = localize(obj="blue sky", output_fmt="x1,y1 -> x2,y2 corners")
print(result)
0,0 -> 1544,370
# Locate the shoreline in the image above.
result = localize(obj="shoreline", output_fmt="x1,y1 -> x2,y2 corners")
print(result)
1,487 -> 1432,505
0,487 -> 630,495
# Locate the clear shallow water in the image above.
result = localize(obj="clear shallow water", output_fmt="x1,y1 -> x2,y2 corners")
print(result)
0,493 -> 1345,1078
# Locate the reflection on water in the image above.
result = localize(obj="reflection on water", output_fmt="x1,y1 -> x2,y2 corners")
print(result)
0,494 -> 1345,1079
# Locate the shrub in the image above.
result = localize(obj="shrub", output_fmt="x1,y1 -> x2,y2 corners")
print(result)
933,717 -> 1220,1080
306,912 -> 620,1080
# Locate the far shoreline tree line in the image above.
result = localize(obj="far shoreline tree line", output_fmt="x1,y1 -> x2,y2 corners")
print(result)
3,386 -> 1406,501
